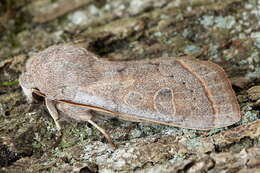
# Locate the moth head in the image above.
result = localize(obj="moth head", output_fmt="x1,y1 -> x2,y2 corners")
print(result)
19,72 -> 35,103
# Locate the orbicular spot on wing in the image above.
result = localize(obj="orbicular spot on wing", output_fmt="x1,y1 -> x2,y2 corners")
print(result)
124,91 -> 143,106
154,88 -> 176,116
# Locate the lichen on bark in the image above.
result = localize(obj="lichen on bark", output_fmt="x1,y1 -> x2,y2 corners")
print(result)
0,0 -> 259,172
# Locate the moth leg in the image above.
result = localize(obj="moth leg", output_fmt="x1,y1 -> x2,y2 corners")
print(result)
70,111 -> 116,149
87,119 -> 116,149
56,102 -> 115,149
45,99 -> 61,130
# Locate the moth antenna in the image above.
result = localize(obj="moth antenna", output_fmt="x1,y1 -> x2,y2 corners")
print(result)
87,119 -> 116,149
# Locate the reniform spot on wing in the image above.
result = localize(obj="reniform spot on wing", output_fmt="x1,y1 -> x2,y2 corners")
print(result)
154,88 -> 175,116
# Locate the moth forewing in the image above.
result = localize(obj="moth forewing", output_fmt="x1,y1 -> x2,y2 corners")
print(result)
68,57 -> 240,130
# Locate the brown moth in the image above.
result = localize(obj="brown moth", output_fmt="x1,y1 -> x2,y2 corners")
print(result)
19,44 -> 241,147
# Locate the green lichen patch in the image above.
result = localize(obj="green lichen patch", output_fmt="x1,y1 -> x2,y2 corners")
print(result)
1,0 -> 260,172
1,80 -> 19,86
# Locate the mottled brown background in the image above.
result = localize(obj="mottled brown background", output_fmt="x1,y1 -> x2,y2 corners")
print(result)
0,0 -> 259,172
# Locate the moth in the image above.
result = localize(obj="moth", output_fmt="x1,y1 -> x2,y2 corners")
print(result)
19,44 -> 241,147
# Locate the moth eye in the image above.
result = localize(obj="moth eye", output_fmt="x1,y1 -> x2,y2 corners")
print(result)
32,88 -> 45,102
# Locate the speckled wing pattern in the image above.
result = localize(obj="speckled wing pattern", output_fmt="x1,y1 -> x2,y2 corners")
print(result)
73,58 -> 240,130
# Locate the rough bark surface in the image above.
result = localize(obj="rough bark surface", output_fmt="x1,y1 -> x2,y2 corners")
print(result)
0,0 -> 259,172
